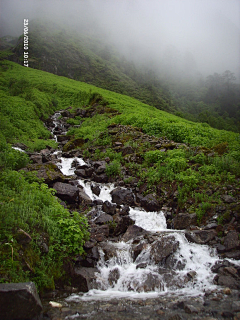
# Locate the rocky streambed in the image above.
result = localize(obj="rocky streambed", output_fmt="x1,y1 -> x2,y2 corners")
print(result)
14,109 -> 240,319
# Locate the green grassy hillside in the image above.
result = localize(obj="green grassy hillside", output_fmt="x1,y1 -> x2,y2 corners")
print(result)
11,19 -> 172,112
0,60 -> 240,291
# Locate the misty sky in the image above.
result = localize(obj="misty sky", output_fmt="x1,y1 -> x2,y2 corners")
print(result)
1,0 -> 240,79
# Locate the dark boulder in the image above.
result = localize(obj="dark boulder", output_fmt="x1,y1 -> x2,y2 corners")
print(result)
78,189 -> 92,205
94,212 -> 113,225
150,235 -> 179,265
96,164 -> 106,174
53,182 -> 79,203
132,242 -> 148,261
92,173 -> 108,183
224,231 -> 240,251
98,242 -> 119,261
130,273 -> 164,292
111,187 -> 135,206
75,247 -> 99,268
185,230 -> 217,244
40,148 -> 52,163
71,267 -> 98,292
172,213 -> 197,230
114,216 -> 134,236
140,194 -> 160,212
108,268 -> 120,287
0,282 -> 42,320
90,224 -> 109,242
28,163 -> 66,187
102,200 -> 117,215
119,205 -> 130,216
30,154 -> 42,164
91,184 -> 101,196
122,225 -> 147,242
75,169 -> 88,178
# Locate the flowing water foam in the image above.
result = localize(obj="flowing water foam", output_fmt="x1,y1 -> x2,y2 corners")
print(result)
58,156 -> 224,301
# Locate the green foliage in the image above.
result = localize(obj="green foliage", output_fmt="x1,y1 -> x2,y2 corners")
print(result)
144,150 -> 166,165
0,139 -> 29,170
105,160 -> 121,177
0,170 -> 89,291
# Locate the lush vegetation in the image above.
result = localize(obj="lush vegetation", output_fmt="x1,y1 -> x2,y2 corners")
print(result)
0,59 -> 239,291
10,19 -> 240,133
0,61 -> 90,292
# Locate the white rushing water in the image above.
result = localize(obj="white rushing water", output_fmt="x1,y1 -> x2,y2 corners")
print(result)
58,156 -> 224,301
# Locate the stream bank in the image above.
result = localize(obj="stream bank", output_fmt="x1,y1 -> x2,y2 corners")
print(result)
20,109 -> 240,319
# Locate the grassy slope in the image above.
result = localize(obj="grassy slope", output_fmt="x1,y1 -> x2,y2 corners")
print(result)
0,60 -> 240,291
1,60 -> 239,151
11,19 -> 172,112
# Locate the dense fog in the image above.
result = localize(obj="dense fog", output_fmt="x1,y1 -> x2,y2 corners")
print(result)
1,0 -> 240,81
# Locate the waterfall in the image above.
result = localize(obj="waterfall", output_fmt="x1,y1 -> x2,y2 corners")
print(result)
58,156 -> 223,300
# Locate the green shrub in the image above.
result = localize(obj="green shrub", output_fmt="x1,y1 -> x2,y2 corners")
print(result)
106,160 -> 121,177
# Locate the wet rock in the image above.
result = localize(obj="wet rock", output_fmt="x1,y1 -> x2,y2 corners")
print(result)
92,161 -> 106,169
132,242 -> 148,261
71,267 -> 97,292
183,271 -> 196,283
96,164 -> 106,174
98,242 -> 119,261
84,240 -> 97,249
111,187 -> 135,206
133,273 -> 164,292
28,163 -> 66,186
215,275 -> 240,289
95,212 -> 113,225
90,224 -> 109,242
140,194 -> 160,212
119,205 -> 130,216
57,135 -> 69,142
211,260 -> 234,273
91,184 -> 101,196
150,235 -> 179,265
53,182 -> 79,203
76,247 -> 99,268
185,230 -> 217,244
30,154 -> 42,164
223,251 -> 240,259
0,282 -> 42,320
85,167 -> 94,177
203,223 -> 218,230
79,189 -> 92,205
184,304 -> 199,314
114,216 -> 134,236
75,169 -> 88,178
93,199 -> 103,205
108,268 -> 120,286
40,148 -> 52,163
223,231 -> 240,251
216,243 -> 226,253
172,213 -> 197,230
87,207 -> 102,221
121,225 -> 147,242
92,173 -> 108,183
102,200 -> 117,215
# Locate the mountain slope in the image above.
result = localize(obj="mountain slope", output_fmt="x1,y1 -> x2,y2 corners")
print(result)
0,60 -> 240,292
11,19 -> 172,112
